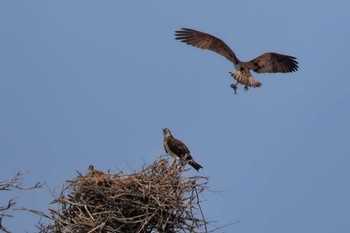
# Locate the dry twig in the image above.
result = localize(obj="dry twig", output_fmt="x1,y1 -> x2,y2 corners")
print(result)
0,171 -> 42,233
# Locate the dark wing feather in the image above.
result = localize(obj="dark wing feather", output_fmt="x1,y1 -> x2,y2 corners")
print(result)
163,143 -> 169,154
250,52 -> 298,73
175,28 -> 239,64
167,137 -> 192,159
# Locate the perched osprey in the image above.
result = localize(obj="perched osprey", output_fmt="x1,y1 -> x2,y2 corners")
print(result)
162,128 -> 203,171
86,165 -> 105,176
175,28 -> 299,93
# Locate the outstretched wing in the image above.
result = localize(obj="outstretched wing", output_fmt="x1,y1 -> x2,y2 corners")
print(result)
250,52 -> 298,73
175,28 -> 239,64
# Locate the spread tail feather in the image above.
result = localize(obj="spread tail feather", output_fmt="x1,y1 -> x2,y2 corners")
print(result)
231,71 -> 262,87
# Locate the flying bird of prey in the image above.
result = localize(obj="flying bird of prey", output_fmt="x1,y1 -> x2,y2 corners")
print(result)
163,128 -> 203,171
175,28 -> 299,93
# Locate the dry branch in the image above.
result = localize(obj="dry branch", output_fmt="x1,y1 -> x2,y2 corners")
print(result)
0,171 -> 42,233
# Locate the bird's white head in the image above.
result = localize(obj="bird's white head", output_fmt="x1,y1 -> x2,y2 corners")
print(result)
162,128 -> 172,138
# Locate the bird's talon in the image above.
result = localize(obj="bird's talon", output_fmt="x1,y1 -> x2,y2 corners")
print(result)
244,86 -> 249,91
230,84 -> 238,94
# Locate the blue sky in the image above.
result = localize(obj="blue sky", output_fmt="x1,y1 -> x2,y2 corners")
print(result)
1,1 -> 349,232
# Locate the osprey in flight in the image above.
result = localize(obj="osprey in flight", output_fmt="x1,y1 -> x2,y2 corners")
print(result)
163,128 -> 203,171
175,28 -> 299,93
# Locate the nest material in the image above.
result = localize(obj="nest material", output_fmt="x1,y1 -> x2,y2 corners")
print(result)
48,157 -> 209,233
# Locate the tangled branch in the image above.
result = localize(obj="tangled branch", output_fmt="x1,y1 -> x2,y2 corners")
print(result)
0,171 -> 42,233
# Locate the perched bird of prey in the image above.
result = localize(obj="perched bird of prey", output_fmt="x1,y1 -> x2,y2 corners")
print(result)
175,28 -> 299,93
162,128 -> 203,172
86,165 -> 105,176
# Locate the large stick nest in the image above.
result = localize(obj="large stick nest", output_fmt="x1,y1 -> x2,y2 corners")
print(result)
47,157 -> 209,233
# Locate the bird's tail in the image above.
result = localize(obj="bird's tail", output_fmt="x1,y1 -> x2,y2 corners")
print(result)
189,160 -> 203,172
231,71 -> 262,87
